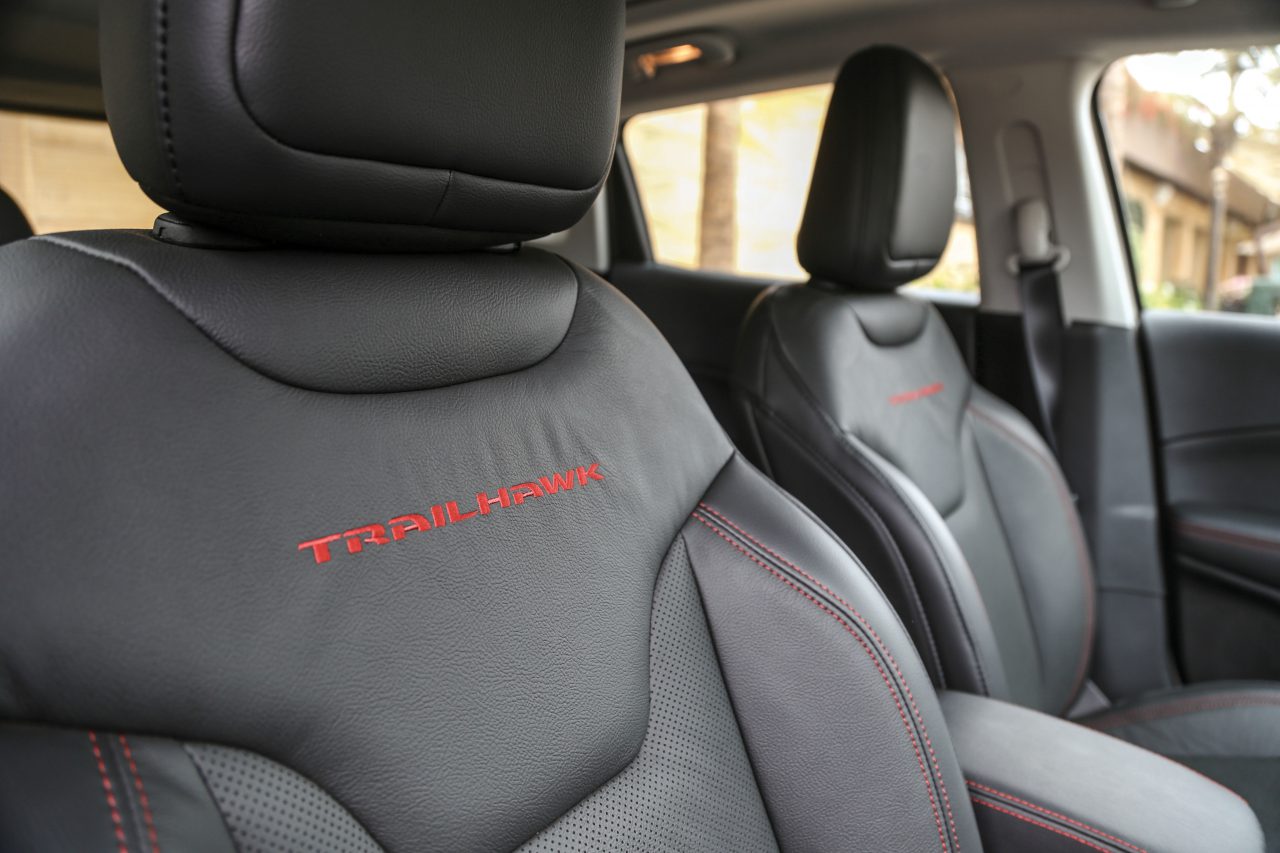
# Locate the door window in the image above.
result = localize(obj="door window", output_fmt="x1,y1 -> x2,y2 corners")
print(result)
1098,48 -> 1280,314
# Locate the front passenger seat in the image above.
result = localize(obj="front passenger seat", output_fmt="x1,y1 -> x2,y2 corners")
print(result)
735,44 -> 1280,837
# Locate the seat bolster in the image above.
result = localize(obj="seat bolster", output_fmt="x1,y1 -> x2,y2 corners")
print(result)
734,290 -> 1009,701
0,724 -> 236,853
966,386 -> 1094,714
1079,681 -> 1280,845
684,454 -> 982,853
1079,681 -> 1280,757
941,691 -> 1265,853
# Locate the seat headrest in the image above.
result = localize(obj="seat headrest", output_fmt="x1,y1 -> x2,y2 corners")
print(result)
100,0 -> 624,252
797,46 -> 957,291
0,188 -> 32,246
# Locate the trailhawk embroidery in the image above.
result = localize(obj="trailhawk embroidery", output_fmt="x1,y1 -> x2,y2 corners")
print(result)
297,463 -> 605,564
889,381 -> 944,406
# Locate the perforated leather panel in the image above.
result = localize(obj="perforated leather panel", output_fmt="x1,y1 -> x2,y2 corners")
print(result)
519,538 -> 779,852
185,743 -> 382,853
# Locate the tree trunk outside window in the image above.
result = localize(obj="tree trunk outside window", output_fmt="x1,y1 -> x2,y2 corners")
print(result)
699,99 -> 739,272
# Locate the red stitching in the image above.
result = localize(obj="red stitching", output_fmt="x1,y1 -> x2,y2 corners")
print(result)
1177,520 -> 1280,553
698,502 -> 962,849
973,799 -> 1112,853
967,782 -> 1146,853
89,731 -> 129,853
690,510 -> 953,853
966,404 -> 1094,710
1084,695 -> 1280,731
119,735 -> 161,853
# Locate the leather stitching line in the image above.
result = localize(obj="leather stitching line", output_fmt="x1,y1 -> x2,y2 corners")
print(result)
833,430 -> 995,696
754,312 -> 959,688
737,400 -> 947,684
690,510 -> 956,853
1083,695 -> 1280,730
119,735 -> 162,853
89,731 -> 130,853
972,798 -> 1115,853
966,781 -> 1146,853
1177,520 -> 1280,553
699,502 -> 962,851
156,0 -> 183,198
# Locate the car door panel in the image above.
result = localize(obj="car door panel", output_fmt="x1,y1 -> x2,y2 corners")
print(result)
1145,309 -> 1280,682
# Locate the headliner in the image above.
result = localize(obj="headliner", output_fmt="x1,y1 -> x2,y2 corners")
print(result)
2,0 -> 1279,119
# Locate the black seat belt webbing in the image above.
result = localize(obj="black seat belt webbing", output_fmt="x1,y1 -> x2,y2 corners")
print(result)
1018,261 -> 1066,454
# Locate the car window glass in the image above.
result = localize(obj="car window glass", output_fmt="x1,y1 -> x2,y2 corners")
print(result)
0,109 -> 162,233
1099,47 -> 1280,314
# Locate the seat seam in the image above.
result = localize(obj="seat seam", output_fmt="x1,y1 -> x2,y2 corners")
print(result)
119,735 -> 162,853
757,315 -> 979,691
156,0 -> 184,199
968,400 -> 1094,707
89,731 -> 131,853
428,169 -> 454,225
740,400 -> 947,686
833,430 -> 995,696
690,509 -> 958,853
756,301 -> 995,695
1082,695 -> 1280,730
698,501 -> 962,849
34,236 -> 582,396
971,798 -> 1116,853
679,529 -> 787,849
966,781 -> 1146,853
1177,520 -> 1280,553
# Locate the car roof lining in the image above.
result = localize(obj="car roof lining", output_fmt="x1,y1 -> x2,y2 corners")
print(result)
1,0 -> 1278,120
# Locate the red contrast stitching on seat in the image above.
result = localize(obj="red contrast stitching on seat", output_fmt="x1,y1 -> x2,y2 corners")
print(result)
89,731 -> 129,853
967,782 -> 1146,853
1083,695 -> 1280,731
690,510 -> 953,853
119,735 -> 162,853
1177,520 -> 1280,553
698,501 -> 962,849
966,403 -> 1094,709
973,799 -> 1113,853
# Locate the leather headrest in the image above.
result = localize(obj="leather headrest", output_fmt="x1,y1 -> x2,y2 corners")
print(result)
100,0 -> 624,251
0,187 -> 32,246
798,46 -> 957,291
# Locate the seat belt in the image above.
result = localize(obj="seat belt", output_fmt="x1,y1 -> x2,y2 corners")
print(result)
1008,198 -> 1070,453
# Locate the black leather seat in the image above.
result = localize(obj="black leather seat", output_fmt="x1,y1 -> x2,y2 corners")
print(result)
0,187 -> 32,245
735,45 -> 1280,845
1,3 -> 995,851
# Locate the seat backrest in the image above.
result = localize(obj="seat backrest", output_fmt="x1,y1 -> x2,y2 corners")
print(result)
0,6 -> 981,852
736,46 -> 1095,716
